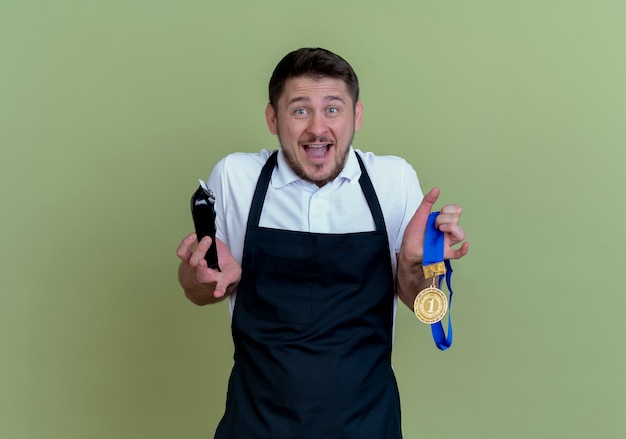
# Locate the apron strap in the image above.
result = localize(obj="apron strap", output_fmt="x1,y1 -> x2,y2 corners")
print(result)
246,150 -> 278,228
355,152 -> 387,233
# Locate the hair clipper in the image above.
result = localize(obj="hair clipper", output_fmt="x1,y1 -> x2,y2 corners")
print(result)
190,180 -> 220,271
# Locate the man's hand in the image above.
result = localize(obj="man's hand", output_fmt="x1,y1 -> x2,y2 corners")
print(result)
400,187 -> 469,264
396,187 -> 469,309
176,233 -> 242,305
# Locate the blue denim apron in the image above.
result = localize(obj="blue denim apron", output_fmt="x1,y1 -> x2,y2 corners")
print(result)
215,151 -> 402,438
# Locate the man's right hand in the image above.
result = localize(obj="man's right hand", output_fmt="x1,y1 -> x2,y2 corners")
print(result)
176,233 -> 242,305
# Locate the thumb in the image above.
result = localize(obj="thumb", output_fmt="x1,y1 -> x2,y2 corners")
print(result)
417,187 -> 440,216
406,187 -> 440,235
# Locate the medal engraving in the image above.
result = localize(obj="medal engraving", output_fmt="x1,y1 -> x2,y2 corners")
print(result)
414,287 -> 448,324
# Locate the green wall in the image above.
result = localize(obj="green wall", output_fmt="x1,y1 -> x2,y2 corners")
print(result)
2,1 -> 625,437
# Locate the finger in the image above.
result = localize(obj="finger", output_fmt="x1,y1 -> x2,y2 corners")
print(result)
435,206 -> 463,229
195,257 -> 214,283
445,241 -> 470,260
439,204 -> 463,215
213,266 -> 241,298
189,236 -> 211,267
176,233 -> 197,262
213,279 -> 227,298
437,205 -> 463,223
440,223 -> 467,243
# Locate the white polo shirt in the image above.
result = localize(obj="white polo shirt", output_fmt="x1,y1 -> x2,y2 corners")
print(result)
205,146 -> 423,312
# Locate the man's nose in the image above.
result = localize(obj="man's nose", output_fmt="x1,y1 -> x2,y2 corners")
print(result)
306,112 -> 329,137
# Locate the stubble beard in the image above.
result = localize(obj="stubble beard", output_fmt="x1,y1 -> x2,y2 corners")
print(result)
278,127 -> 355,188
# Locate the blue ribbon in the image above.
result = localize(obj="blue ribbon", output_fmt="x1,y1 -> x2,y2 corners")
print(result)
424,212 -> 455,351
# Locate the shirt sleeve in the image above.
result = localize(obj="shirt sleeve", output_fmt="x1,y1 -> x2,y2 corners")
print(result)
393,161 -> 423,254
206,157 -> 228,245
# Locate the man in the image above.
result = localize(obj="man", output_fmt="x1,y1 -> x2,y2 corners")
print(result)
176,47 -> 469,438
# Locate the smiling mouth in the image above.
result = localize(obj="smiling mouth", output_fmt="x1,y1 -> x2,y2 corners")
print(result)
303,143 -> 333,159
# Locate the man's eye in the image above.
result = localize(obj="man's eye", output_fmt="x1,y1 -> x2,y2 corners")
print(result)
295,108 -> 307,115
328,107 -> 338,114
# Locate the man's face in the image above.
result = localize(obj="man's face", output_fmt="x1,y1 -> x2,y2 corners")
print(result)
265,76 -> 363,187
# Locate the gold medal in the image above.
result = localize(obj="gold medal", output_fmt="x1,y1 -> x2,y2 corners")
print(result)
414,261 -> 448,323
414,286 -> 448,324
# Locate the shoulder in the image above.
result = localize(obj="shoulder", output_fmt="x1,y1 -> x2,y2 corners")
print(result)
353,148 -> 423,217
210,149 -> 274,183
354,149 -> 418,185
217,149 -> 274,172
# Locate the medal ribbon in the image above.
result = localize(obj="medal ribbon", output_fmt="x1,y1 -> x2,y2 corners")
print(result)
424,212 -> 455,351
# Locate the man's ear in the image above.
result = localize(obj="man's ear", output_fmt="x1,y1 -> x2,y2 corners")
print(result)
354,99 -> 364,132
265,103 -> 278,135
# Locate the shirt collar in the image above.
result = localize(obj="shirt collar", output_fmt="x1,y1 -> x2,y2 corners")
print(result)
272,146 -> 362,189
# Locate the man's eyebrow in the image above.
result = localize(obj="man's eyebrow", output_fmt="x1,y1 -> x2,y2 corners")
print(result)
287,95 -> 346,106
324,95 -> 345,103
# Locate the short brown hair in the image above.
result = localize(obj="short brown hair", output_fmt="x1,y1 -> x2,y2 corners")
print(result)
268,48 -> 360,109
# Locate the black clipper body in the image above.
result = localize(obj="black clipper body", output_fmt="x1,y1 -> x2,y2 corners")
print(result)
190,181 -> 220,271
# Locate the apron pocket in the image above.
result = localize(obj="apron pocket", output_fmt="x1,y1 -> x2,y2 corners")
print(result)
250,252 -> 313,325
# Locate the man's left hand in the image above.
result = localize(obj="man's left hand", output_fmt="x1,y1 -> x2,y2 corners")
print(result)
400,187 -> 469,266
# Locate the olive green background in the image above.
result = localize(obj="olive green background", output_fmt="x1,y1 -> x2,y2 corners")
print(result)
2,1 -> 624,438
